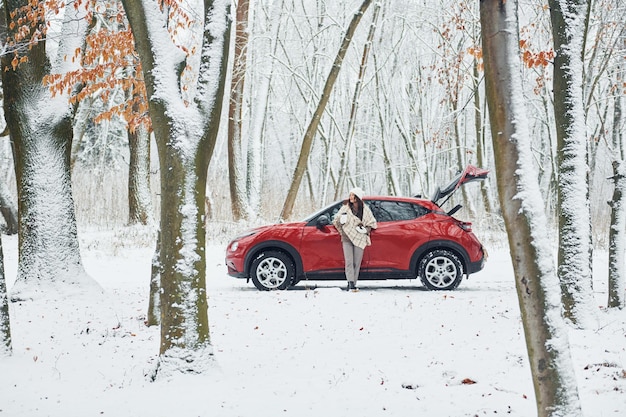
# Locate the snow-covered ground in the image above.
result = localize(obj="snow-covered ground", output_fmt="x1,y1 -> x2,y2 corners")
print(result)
0,230 -> 624,417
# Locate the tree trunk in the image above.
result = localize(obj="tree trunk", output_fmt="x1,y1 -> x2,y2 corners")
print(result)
280,0 -> 372,221
608,160 -> 626,308
122,0 -> 231,376
228,0 -> 251,221
3,0 -> 98,301
0,10 -> 17,238
70,95 -> 94,170
0,236 -> 10,356
548,0 -> 595,327
607,35 -> 626,309
146,231 -> 161,327
128,122 -> 153,225
244,0 -> 283,219
334,1 -> 380,200
480,1 -> 582,416
0,180 -> 18,235
373,51 -> 398,196
452,95 -> 473,215
156,150 -> 210,353
473,56 -> 493,215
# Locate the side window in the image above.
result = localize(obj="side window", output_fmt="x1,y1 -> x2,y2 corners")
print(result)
413,203 -> 429,218
367,200 -> 393,222
367,200 -> 429,222
327,204 -> 341,221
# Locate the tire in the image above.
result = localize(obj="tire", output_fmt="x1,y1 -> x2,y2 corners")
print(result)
290,277 -> 302,287
250,250 -> 295,291
418,249 -> 464,290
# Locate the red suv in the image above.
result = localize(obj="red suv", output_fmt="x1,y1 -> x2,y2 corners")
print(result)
226,165 -> 488,291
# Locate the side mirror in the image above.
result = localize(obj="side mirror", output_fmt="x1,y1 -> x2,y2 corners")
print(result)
316,214 -> 331,229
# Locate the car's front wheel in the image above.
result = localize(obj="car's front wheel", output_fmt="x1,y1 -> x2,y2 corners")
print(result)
418,249 -> 463,290
250,250 -> 295,291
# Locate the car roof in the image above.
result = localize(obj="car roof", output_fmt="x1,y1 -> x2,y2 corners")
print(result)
363,196 -> 441,211
363,195 -> 429,203
302,195 -> 439,222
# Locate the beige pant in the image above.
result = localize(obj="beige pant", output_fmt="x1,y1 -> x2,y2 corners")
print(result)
342,240 -> 365,284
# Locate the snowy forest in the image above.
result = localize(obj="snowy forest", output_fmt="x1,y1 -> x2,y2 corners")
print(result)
0,0 -> 625,416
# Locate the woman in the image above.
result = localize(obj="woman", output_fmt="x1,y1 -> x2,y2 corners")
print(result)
332,187 -> 377,292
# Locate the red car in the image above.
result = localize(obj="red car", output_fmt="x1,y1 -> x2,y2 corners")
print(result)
225,165 -> 488,291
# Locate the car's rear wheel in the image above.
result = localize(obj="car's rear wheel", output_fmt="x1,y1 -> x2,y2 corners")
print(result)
250,250 -> 295,291
418,249 -> 463,290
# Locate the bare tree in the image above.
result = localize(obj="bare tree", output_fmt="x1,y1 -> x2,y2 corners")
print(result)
608,33 -> 626,308
0,236 -> 10,356
228,0 -> 251,221
480,0 -> 582,415
125,57 -> 154,226
121,0 -> 231,376
334,1 -> 380,200
280,0 -> 372,220
244,0 -> 284,219
127,122 -> 153,225
0,86 -> 17,235
0,178 -> 17,235
146,231 -> 161,327
548,0 -> 595,326
3,0 -> 100,300
608,160 -> 626,308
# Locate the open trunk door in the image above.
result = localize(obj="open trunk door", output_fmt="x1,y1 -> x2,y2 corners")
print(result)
431,165 -> 489,207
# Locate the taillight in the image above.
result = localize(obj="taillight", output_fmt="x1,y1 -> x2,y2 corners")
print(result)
458,222 -> 472,232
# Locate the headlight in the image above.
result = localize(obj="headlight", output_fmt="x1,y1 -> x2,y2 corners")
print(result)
228,230 -> 257,252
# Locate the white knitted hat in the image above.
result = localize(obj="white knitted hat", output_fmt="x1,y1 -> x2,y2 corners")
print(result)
350,187 -> 365,200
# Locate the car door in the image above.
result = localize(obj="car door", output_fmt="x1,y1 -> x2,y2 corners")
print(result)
365,200 -> 431,272
298,203 -> 347,275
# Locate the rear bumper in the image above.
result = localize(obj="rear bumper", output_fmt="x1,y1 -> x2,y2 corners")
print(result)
467,247 -> 487,274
